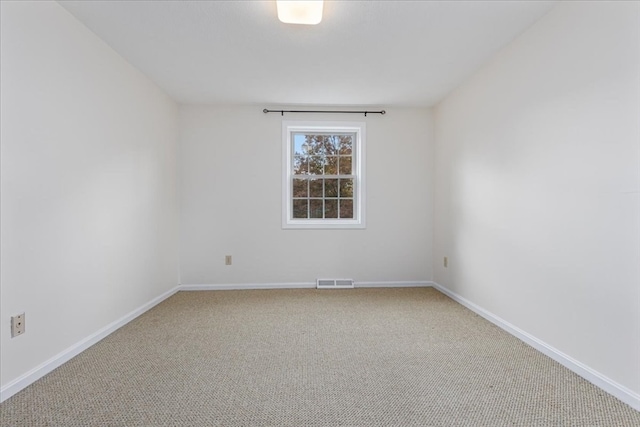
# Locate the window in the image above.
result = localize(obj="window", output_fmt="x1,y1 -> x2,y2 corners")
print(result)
282,121 -> 365,229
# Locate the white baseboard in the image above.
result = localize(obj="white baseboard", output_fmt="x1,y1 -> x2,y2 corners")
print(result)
0,285 -> 180,403
179,282 -> 316,291
356,281 -> 432,288
431,282 -> 640,411
179,281 -> 433,291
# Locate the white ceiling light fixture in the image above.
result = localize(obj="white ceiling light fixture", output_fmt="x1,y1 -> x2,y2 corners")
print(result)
277,1 -> 323,25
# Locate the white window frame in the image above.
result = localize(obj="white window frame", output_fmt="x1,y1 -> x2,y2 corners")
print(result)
282,120 -> 366,229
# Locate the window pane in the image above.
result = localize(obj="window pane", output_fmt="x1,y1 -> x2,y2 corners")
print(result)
339,135 -> 353,155
309,179 -> 323,197
340,199 -> 354,219
324,135 -> 338,155
339,156 -> 352,175
293,199 -> 308,218
293,134 -> 309,155
310,199 -> 323,218
307,135 -> 324,155
339,179 -> 353,197
309,156 -> 323,175
293,156 -> 308,175
325,179 -> 338,197
325,199 -> 338,218
325,156 -> 338,175
292,178 -> 308,197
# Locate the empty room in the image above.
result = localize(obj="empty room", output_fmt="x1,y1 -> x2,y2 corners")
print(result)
1,0 -> 639,425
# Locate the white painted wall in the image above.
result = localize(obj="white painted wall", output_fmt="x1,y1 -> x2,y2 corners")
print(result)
434,1 -> 640,397
1,1 -> 179,391
179,106 -> 433,285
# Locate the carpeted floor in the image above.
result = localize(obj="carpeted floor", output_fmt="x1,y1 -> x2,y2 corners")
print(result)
1,288 -> 638,426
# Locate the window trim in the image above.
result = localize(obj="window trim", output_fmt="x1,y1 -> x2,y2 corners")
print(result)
282,120 -> 366,229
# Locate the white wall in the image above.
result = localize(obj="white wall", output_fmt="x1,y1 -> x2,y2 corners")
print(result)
434,0 -> 640,399
1,1 -> 179,392
179,106 -> 433,285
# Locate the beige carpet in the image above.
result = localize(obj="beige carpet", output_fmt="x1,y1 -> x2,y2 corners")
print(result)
1,288 -> 638,426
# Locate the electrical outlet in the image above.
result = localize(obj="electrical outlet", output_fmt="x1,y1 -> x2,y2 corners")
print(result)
444,257 -> 448,268
225,255 -> 232,266
11,313 -> 25,338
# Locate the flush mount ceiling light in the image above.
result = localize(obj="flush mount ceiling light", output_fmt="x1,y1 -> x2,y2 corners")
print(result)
277,0 -> 323,25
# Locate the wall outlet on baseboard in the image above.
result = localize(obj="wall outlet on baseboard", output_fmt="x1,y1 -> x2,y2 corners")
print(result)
225,255 -> 232,266
444,256 -> 448,268
11,313 -> 25,338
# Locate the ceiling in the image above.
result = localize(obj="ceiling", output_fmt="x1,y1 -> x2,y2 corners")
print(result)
58,1 -> 557,107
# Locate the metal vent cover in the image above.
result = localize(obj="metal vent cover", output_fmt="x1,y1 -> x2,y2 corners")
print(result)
316,279 -> 354,289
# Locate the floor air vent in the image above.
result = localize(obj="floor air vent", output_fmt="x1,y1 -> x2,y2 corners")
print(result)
316,279 -> 354,289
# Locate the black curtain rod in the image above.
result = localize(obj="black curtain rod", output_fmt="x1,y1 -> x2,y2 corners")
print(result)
263,109 -> 386,117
